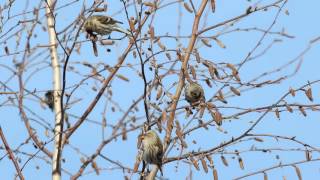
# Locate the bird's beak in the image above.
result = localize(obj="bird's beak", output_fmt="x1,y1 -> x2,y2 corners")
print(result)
140,135 -> 145,140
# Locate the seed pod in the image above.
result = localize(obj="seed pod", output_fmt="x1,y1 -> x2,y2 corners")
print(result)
213,168 -> 218,180
183,2 -> 193,13
289,87 -> 295,96
230,86 -> 240,96
292,165 -> 302,180
201,38 -> 212,47
305,88 -> 313,101
285,103 -> 293,113
264,172 -> 268,180
190,156 -> 200,171
212,37 -> 226,48
210,0 -> 216,12
91,161 -> 100,175
149,26 -> 155,40
275,108 -> 280,119
254,137 -> 264,142
156,87 -> 163,100
220,155 -> 228,167
200,156 -> 208,173
298,106 -> 307,117
238,157 -> 244,170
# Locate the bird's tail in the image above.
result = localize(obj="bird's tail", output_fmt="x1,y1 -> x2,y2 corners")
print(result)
157,164 -> 163,176
113,26 -> 132,36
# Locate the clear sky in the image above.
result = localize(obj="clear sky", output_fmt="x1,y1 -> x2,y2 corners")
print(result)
0,0 -> 320,180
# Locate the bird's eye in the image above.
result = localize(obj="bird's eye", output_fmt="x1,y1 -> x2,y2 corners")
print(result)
191,92 -> 198,96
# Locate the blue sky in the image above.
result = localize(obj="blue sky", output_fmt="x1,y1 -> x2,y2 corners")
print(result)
1,0 -> 320,179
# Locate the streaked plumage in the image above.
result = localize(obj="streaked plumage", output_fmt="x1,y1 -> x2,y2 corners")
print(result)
84,15 -> 130,36
141,130 -> 164,175
185,82 -> 205,104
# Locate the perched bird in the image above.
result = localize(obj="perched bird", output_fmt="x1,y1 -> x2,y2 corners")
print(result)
141,130 -> 164,176
84,15 -> 131,37
44,90 -> 54,111
185,82 -> 205,105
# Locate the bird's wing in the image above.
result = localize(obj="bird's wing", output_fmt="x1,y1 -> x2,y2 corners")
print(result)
98,16 -> 123,24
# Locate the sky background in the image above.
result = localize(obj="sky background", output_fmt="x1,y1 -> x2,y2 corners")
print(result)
1,0 -> 320,179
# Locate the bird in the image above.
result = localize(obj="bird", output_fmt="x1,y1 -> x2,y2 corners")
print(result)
83,15 -> 131,37
44,90 -> 54,111
185,82 -> 205,105
141,130 -> 164,176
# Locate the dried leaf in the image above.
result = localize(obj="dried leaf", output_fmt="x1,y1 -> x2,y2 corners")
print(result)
183,2 -> 193,13
230,86 -> 240,96
292,165 -> 302,180
220,155 -> 228,167
305,88 -> 313,101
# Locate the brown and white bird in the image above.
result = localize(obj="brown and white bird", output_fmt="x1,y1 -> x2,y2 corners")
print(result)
83,15 -> 131,37
185,82 -> 205,105
141,130 -> 164,175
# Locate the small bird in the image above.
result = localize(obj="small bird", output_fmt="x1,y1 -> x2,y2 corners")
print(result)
44,90 -> 54,111
141,130 -> 164,176
84,15 -> 131,37
185,82 -> 205,105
